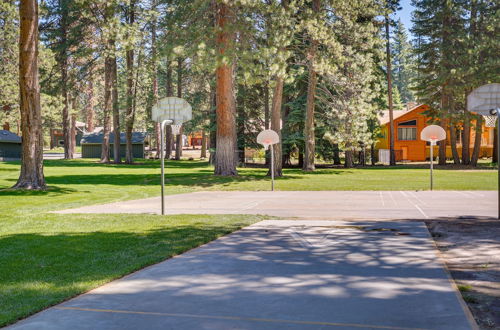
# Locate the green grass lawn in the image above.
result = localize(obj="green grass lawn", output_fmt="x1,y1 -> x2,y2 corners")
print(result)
0,159 -> 496,326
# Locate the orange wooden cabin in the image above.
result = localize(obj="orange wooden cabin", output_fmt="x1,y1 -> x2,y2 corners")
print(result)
376,104 -> 494,162
187,131 -> 203,147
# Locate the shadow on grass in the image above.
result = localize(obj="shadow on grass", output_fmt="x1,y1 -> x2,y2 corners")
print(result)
0,186 -> 77,196
0,220 -> 251,327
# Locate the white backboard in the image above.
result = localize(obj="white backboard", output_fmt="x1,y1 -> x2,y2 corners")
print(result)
467,83 -> 500,115
421,125 -> 446,143
257,129 -> 279,150
152,97 -> 192,124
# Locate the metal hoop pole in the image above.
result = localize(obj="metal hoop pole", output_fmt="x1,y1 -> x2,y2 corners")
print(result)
270,144 -> 275,191
496,109 -> 500,219
160,120 -> 173,216
430,141 -> 434,191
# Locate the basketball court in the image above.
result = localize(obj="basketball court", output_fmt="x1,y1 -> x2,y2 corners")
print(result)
8,220 -> 477,329
55,190 -> 496,220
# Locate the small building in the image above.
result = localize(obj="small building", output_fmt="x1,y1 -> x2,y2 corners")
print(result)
50,121 -> 86,148
81,132 -> 147,159
376,104 -> 494,162
0,130 -> 22,160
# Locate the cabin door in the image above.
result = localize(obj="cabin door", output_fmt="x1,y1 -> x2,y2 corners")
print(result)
401,147 -> 408,160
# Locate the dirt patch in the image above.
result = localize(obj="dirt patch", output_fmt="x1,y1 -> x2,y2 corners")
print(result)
426,219 -> 500,329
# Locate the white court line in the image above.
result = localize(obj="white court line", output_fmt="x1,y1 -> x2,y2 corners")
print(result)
408,191 -> 428,206
379,191 -> 385,207
400,191 -> 429,219
240,201 -> 261,211
467,191 -> 485,197
414,205 -> 429,219
453,191 -> 473,198
387,191 -> 397,206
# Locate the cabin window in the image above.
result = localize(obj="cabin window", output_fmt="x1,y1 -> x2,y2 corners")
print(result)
398,127 -> 416,141
397,120 -> 417,141
398,120 -> 417,126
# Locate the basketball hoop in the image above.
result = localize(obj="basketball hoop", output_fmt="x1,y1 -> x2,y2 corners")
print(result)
483,115 -> 497,128
152,97 -> 192,215
257,129 -> 280,191
171,124 -> 182,136
420,125 -> 446,190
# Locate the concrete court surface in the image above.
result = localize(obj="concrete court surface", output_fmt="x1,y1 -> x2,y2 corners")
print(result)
55,190 -> 496,220
8,220 -> 476,330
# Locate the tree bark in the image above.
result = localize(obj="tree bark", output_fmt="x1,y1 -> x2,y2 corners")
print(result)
86,73 -> 95,132
462,110 -> 470,164
344,148 -> 354,168
237,84 -> 246,164
165,60 -> 173,158
209,82 -> 216,165
471,115 -> 483,166
303,0 -> 320,172
69,112 -> 76,157
333,144 -> 341,165
59,0 -> 72,159
438,109 -> 448,166
14,0 -> 46,189
385,14 -> 396,166
449,122 -> 460,164
100,53 -> 112,163
263,83 -> 270,166
125,0 -> 136,164
150,5 -> 159,159
112,53 -> 120,164
201,130 -> 207,158
268,77 -> 283,177
175,58 -> 183,160
214,2 -> 237,176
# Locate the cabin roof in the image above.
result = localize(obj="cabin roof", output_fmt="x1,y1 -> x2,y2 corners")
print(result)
378,104 -> 425,125
0,130 -> 21,143
81,131 -> 147,144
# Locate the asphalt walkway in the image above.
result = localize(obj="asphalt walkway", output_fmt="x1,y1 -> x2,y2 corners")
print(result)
9,220 -> 476,330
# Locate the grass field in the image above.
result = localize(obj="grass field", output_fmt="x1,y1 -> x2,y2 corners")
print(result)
0,159 -> 496,326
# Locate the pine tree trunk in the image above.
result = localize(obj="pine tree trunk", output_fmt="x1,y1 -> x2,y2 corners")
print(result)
14,0 -> 46,189
69,111 -> 76,156
112,54 -> 121,164
264,83 -> 270,166
462,110 -> 470,165
150,7 -> 159,159
344,148 -> 354,168
214,2 -> 237,176
237,84 -> 246,164
100,54 -> 112,163
201,130 -> 207,158
125,1 -> 136,164
59,0 -> 72,160
209,83 -> 216,165
303,0 -> 320,172
174,58 -> 183,160
165,60 -> 173,159
449,123 -> 460,164
333,144 -> 341,165
471,115 -> 483,166
438,117 -> 447,165
86,74 -> 95,132
268,77 -> 283,177
61,59 -> 71,159
386,15 -> 396,166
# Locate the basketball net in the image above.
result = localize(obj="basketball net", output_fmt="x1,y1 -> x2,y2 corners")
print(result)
171,124 -> 182,135
483,115 -> 497,128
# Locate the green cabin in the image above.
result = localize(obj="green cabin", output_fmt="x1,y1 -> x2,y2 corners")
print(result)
81,132 -> 147,159
0,130 -> 22,160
